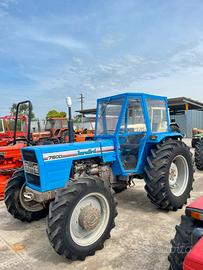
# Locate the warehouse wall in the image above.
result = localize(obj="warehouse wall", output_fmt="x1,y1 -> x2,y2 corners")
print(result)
170,113 -> 187,136
186,110 -> 203,137
170,110 -> 203,138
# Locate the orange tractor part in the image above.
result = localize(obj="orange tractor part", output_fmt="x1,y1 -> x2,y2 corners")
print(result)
0,143 -> 25,199
74,130 -> 94,142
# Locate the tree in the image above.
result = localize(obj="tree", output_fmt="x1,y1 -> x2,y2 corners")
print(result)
10,103 -> 35,119
46,110 -> 67,119
73,114 -> 82,123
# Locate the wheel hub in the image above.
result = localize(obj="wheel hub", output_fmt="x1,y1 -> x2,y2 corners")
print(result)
79,205 -> 101,231
168,155 -> 189,197
169,162 -> 178,186
19,184 -> 44,212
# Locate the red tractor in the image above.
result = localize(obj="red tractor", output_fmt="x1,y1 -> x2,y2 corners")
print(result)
168,141 -> 203,270
168,198 -> 203,270
32,117 -> 70,144
0,115 -> 28,146
0,101 -> 31,199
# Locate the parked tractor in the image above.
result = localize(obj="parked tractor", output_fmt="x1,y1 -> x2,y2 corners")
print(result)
168,196 -> 203,270
191,128 -> 203,148
0,101 -> 32,199
0,115 -> 28,146
5,93 -> 194,260
32,118 -> 94,144
32,117 -> 69,144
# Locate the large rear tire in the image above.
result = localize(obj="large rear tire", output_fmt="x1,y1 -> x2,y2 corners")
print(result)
195,141 -> 203,170
168,215 -> 197,270
4,170 -> 48,222
191,138 -> 198,148
47,177 -> 117,260
144,140 -> 194,211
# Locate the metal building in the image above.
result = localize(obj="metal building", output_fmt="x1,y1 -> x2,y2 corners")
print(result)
169,97 -> 203,137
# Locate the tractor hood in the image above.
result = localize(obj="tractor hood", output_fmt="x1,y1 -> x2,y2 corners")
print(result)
21,139 -> 116,192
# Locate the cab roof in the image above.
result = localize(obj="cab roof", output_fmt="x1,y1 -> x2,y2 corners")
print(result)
97,92 -> 167,102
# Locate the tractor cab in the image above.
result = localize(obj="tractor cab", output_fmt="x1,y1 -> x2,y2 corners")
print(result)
45,118 -> 67,136
95,93 -> 172,173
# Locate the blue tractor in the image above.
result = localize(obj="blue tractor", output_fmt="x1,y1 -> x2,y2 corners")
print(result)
5,93 -> 194,260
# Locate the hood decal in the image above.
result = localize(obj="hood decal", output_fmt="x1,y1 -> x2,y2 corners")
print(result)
43,146 -> 114,161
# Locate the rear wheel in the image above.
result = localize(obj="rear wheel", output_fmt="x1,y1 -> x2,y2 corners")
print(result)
168,215 -> 197,270
195,141 -> 203,170
61,131 -> 69,143
144,140 -> 194,211
4,170 -> 48,222
191,138 -> 198,148
47,177 -> 117,260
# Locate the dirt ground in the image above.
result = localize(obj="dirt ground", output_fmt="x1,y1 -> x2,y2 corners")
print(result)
0,139 -> 201,270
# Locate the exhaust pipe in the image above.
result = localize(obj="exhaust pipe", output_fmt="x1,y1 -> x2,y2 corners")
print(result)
66,97 -> 74,143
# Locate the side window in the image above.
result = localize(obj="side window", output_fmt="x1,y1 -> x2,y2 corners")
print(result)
120,98 -> 146,133
146,99 -> 168,132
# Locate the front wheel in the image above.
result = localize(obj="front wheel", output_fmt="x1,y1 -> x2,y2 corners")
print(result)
4,170 -> 48,222
144,140 -> 194,211
47,177 -> 117,260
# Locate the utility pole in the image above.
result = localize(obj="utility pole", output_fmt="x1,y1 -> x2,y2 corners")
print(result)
78,93 -> 84,124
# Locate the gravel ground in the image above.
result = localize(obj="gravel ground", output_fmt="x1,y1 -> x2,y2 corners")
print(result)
0,138 -> 201,270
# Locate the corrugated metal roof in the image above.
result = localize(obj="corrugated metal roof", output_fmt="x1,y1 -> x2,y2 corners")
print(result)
168,97 -> 203,110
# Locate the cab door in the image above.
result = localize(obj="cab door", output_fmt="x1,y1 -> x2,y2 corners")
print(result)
118,97 -> 147,172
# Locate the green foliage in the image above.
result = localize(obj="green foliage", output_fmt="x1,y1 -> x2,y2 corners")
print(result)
59,111 -> 67,118
46,110 -> 67,119
73,114 -> 82,123
10,103 -> 35,119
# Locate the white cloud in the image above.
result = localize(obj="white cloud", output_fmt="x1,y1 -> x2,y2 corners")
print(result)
29,34 -> 86,50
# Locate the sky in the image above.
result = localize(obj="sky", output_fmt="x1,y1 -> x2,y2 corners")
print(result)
0,0 -> 203,118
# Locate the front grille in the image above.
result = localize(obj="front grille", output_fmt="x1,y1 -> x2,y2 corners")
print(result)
22,150 -> 40,187
22,149 -> 38,162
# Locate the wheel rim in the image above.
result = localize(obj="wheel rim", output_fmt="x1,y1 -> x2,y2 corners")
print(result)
69,192 -> 110,246
19,184 -> 44,212
64,135 -> 69,142
169,155 -> 189,197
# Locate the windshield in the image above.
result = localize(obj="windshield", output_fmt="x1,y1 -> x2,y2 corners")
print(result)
146,99 -> 168,132
45,119 -> 62,130
96,97 -> 124,135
